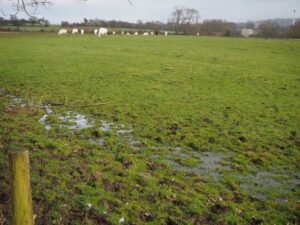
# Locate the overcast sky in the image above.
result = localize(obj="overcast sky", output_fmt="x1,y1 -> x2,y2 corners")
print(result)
1,0 -> 299,23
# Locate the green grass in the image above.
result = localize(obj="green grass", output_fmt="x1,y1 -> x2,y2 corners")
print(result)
0,33 -> 299,224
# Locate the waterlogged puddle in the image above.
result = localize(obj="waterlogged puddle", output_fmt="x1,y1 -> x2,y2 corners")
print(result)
38,104 -> 141,149
99,121 -> 134,136
39,108 -> 94,131
59,111 -> 94,130
38,105 -> 53,131
198,152 -> 231,171
164,147 -> 300,201
240,171 -> 280,189
91,120 -> 140,149
89,138 -> 106,146
6,95 -> 24,107
39,114 -> 51,131
237,170 -> 300,200
239,171 -> 281,199
99,120 -> 112,132
165,149 -> 232,181
116,125 -> 133,135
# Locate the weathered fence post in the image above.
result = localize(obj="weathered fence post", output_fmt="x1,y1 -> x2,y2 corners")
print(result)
9,151 -> 34,225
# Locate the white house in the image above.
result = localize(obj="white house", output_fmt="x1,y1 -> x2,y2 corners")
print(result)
241,29 -> 254,38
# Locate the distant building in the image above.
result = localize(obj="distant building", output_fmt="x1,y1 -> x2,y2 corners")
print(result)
241,28 -> 254,38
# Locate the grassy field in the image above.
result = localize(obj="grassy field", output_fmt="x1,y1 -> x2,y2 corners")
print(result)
0,33 -> 299,224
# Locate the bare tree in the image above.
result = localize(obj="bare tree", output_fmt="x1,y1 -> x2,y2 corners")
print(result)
182,8 -> 198,25
170,6 -> 199,34
170,6 -> 184,34
1,0 -> 54,16
0,0 -> 133,17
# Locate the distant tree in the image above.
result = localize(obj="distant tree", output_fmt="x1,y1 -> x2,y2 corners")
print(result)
200,20 -> 238,36
288,21 -> 300,38
39,17 -> 50,26
95,19 -> 103,27
170,6 -> 184,34
170,6 -> 199,34
61,21 -> 69,27
29,16 -> 38,25
259,21 -> 280,38
83,18 -> 88,26
245,21 -> 255,29
136,20 -> 143,29
0,16 -> 8,25
10,15 -> 18,25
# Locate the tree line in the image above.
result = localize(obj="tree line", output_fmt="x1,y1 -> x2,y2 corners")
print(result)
0,15 -> 50,27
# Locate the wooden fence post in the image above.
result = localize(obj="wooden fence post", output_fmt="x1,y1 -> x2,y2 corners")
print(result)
9,151 -> 34,225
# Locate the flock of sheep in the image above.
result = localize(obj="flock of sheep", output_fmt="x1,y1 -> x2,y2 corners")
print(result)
58,27 -> 168,37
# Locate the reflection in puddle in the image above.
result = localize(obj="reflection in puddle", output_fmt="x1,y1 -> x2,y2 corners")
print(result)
38,104 -> 141,150
39,105 -> 53,131
6,94 -> 24,107
240,171 -> 280,190
116,128 -> 133,135
59,112 -> 94,130
165,150 -> 232,181
97,120 -> 140,149
198,152 -> 231,171
164,148 -> 299,201
238,170 -> 299,200
89,138 -> 105,146
39,114 -> 51,131
100,120 -> 112,132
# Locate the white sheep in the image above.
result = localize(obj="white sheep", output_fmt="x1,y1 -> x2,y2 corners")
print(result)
72,29 -> 79,34
150,32 -> 154,35
80,29 -> 84,35
134,32 -> 138,36
112,31 -> 116,35
98,27 -> 108,37
197,33 -> 200,36
164,31 -> 168,36
94,29 -> 98,35
121,31 -> 124,35
58,29 -> 67,35
143,32 -> 149,36
126,32 -> 131,36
